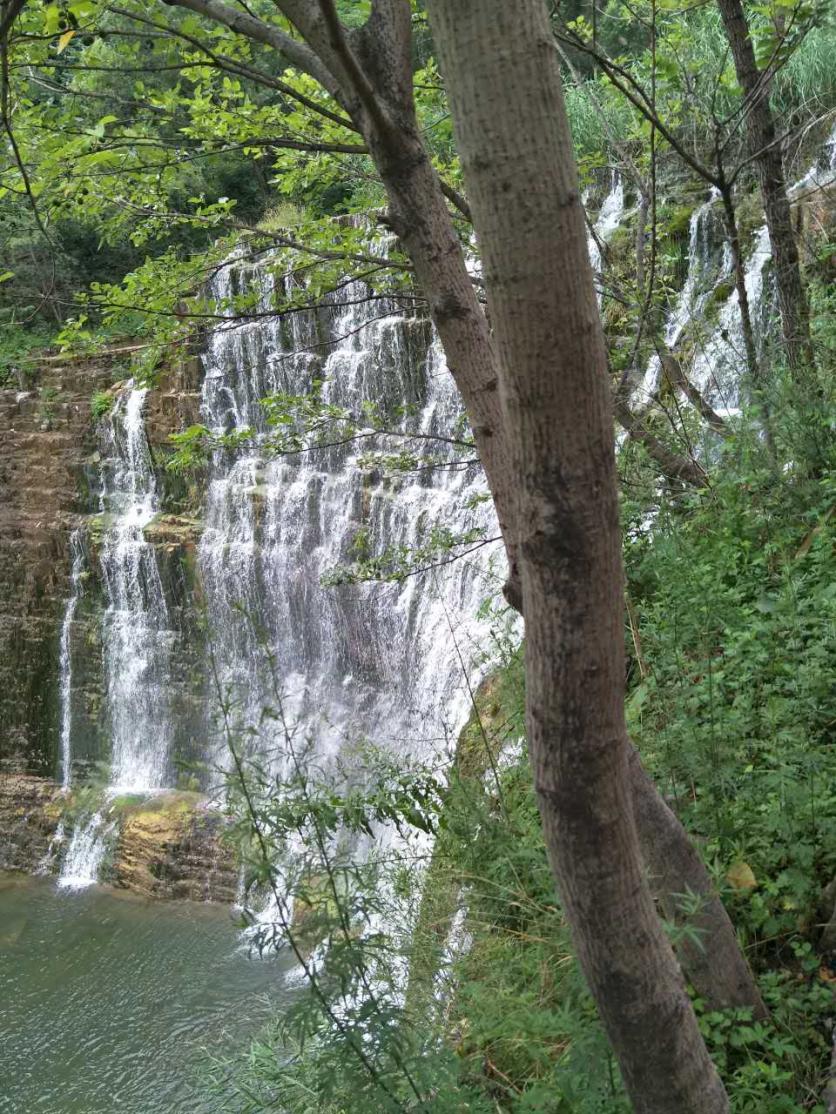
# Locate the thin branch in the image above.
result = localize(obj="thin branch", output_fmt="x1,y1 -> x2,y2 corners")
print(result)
104,5 -> 352,127
152,0 -> 341,97
555,30 -> 720,187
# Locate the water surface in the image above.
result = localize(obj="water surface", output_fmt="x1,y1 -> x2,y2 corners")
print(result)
0,874 -> 293,1113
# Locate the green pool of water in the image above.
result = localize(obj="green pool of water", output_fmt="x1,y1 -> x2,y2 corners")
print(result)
0,874 -> 294,1113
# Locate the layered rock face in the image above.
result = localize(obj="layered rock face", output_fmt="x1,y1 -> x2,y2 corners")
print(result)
0,775 -> 62,873
0,350 -> 202,779
0,774 -> 237,901
0,358 -> 110,774
113,796 -> 238,902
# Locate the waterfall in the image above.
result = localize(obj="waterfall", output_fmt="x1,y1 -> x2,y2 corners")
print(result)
595,173 -> 626,244
689,224 -> 771,410
57,812 -> 111,890
633,189 -> 730,407
55,262 -> 507,892
630,123 -> 836,414
789,119 -> 836,198
198,255 -> 505,790
57,385 -> 175,890
686,131 -> 836,410
98,384 -> 175,794
587,173 -> 625,301
58,530 -> 84,791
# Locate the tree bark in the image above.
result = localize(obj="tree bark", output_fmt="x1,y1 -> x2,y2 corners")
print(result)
628,745 -> 767,1018
718,183 -> 761,390
716,0 -> 814,373
425,2 -> 729,1110
613,394 -> 709,485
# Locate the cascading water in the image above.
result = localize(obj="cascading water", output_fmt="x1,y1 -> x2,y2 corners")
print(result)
198,256 -> 504,792
685,124 -> 836,409
59,384 -> 176,888
57,812 -> 112,890
42,124 -> 836,906
587,173 -> 625,302
689,223 -> 771,409
789,120 -> 836,197
633,189 -> 732,407
98,384 -> 175,794
58,529 -> 84,791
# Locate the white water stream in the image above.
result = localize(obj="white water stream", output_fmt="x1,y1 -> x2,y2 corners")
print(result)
58,529 -> 84,791
59,385 -> 175,884
98,385 -> 175,794
640,122 -> 836,412
587,173 -> 625,303
633,189 -> 731,407
57,812 -> 112,890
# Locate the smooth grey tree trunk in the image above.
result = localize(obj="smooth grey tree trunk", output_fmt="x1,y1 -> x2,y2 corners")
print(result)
425,2 -> 729,1109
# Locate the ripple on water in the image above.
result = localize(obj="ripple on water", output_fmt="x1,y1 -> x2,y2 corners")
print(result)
0,874 -> 295,1114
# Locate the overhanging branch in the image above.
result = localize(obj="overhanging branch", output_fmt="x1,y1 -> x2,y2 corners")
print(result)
156,0 -> 340,97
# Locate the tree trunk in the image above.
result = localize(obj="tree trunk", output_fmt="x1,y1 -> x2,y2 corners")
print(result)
425,2 -> 729,1110
718,183 -> 761,389
718,182 -> 777,453
660,353 -> 731,436
613,394 -> 709,485
716,0 -> 814,373
628,745 -> 767,1017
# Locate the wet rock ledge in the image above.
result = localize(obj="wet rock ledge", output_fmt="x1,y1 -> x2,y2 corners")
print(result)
0,774 -> 237,903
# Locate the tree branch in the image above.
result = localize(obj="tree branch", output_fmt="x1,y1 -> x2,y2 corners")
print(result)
109,4 -> 356,129
555,29 -> 720,187
315,0 -> 393,134
156,0 -> 341,97
614,394 -> 709,486
0,0 -> 25,44
660,353 -> 731,437
439,179 -> 471,221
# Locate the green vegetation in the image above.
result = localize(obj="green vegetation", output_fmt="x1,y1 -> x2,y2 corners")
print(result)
220,442 -> 836,1110
0,323 -> 55,386
90,389 -> 113,420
